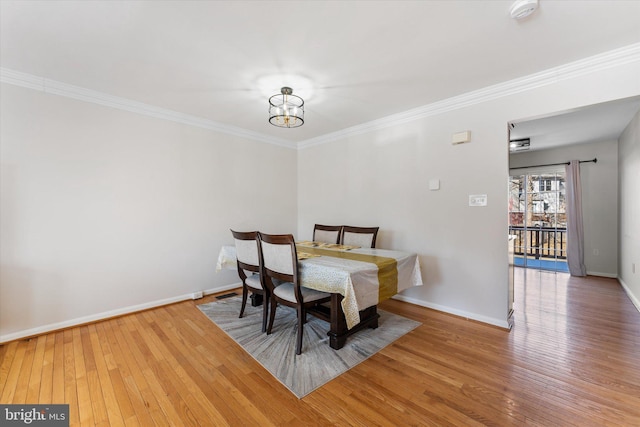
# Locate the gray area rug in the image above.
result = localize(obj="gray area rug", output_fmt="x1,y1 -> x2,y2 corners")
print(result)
198,296 -> 421,398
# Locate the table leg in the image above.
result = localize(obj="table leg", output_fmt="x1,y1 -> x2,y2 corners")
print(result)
328,293 -> 380,350
250,293 -> 263,307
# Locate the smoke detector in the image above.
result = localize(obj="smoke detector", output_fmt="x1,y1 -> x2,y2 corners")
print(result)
510,0 -> 539,20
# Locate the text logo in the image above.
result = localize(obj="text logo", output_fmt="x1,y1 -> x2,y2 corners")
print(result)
1,405 -> 69,426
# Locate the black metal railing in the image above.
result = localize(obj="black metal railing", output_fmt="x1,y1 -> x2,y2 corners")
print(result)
509,226 -> 567,259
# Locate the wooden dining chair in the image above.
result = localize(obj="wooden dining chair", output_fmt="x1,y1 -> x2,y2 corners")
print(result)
257,232 -> 331,355
341,226 -> 380,248
313,224 -> 342,244
231,229 -> 270,333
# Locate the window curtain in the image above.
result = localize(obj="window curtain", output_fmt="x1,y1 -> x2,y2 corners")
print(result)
565,160 -> 586,276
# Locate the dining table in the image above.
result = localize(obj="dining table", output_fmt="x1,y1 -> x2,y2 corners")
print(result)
216,240 -> 423,350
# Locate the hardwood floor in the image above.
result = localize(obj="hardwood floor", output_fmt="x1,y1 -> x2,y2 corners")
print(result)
1,268 -> 639,426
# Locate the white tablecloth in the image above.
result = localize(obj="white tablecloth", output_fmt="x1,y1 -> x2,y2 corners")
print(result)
216,244 -> 423,329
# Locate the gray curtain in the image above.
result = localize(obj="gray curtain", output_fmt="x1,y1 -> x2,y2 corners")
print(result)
565,160 -> 586,276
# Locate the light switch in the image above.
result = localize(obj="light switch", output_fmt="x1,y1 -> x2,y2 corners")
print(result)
429,179 -> 440,191
469,194 -> 487,206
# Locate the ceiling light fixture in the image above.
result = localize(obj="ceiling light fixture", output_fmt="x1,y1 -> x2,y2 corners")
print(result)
269,87 -> 304,128
510,0 -> 538,20
510,138 -> 531,152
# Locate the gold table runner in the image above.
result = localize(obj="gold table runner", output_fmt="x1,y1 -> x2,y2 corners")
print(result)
295,244 -> 399,301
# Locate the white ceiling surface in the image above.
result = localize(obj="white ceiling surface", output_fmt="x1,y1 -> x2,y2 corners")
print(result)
510,96 -> 640,151
2,1 -> 640,145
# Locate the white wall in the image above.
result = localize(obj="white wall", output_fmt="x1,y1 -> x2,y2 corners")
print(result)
619,108 -> 640,309
2,53 -> 639,341
298,60 -> 640,327
510,139 -> 619,277
0,84 -> 297,341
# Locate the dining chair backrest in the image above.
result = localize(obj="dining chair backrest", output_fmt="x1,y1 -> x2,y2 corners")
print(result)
258,232 -> 331,354
341,226 -> 380,248
230,229 -> 260,273
257,233 -> 301,298
313,224 -> 342,244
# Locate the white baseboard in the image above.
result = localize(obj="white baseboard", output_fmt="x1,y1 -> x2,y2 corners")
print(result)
618,277 -> 640,313
202,282 -> 242,297
0,282 -> 242,344
392,294 -> 511,330
392,277 -> 639,329
587,271 -> 618,278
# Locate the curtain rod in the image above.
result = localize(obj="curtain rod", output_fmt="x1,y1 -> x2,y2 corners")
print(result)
510,157 -> 597,170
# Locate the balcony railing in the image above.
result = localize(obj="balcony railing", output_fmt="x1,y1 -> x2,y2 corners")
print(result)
509,226 -> 567,260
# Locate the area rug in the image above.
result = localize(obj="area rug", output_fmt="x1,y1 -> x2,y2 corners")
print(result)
197,296 -> 420,398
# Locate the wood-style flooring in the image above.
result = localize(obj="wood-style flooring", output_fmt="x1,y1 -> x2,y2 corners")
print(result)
1,268 -> 639,426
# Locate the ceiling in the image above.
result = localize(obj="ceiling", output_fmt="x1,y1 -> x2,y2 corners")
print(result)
509,96 -> 640,152
2,1 -> 640,145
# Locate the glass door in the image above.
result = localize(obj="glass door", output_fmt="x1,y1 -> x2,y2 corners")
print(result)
509,171 -> 568,272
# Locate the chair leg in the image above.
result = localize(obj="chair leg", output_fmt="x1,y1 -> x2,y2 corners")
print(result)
296,306 -> 304,355
239,285 -> 248,318
261,293 -> 269,333
295,310 -> 308,323
267,296 -> 278,335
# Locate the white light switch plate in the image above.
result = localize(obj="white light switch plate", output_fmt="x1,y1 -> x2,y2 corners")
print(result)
469,194 -> 487,206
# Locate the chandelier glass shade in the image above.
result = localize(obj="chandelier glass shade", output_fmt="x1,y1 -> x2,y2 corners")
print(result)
269,87 -> 304,128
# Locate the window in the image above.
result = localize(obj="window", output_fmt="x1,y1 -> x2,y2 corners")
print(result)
508,171 -> 568,272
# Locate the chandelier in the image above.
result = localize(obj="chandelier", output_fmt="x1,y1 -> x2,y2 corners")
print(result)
268,87 -> 304,128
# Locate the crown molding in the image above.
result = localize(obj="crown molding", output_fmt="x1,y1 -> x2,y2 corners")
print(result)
298,42 -> 640,149
0,67 -> 296,150
2,43 -> 639,151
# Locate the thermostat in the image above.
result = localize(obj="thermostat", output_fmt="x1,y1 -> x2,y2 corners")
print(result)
469,194 -> 487,206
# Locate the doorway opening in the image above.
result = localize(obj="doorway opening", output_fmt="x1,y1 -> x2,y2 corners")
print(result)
508,170 -> 568,273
